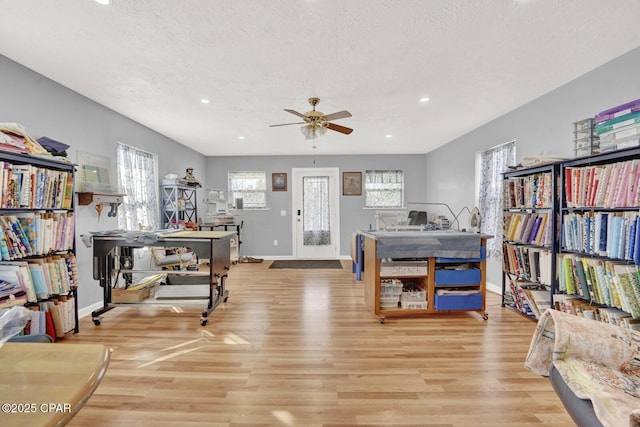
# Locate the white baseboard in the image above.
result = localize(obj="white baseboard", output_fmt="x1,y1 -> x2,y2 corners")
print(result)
486,281 -> 501,295
79,301 -> 104,319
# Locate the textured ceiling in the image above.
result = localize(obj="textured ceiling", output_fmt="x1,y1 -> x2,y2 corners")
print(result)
1,0 -> 640,156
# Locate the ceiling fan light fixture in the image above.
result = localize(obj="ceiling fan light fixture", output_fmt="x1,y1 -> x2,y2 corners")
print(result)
272,97 -> 353,140
300,125 -> 318,139
300,123 -> 326,140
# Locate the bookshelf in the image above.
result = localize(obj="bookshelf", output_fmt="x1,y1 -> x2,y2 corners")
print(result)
0,151 -> 78,339
161,184 -> 197,229
557,146 -> 640,326
501,163 -> 561,319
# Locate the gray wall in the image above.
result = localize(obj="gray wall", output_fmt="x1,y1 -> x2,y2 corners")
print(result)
0,54 -> 206,311
206,154 -> 427,258
3,42 -> 640,311
424,46 -> 640,290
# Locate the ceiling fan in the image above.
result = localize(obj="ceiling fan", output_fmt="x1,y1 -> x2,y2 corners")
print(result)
269,97 -> 353,140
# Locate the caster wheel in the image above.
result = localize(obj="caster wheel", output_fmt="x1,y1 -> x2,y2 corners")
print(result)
378,318 -> 385,324
483,314 -> 489,320
200,319 -> 208,326
223,296 -> 229,303
92,318 -> 101,326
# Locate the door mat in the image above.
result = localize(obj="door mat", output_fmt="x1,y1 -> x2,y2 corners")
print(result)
268,260 -> 343,269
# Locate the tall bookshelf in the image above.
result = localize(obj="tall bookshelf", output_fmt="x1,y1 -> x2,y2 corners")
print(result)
557,146 -> 640,325
501,163 -> 561,319
0,151 -> 78,339
160,184 -> 197,229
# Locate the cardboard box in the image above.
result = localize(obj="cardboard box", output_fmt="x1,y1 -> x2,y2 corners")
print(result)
111,284 -> 157,303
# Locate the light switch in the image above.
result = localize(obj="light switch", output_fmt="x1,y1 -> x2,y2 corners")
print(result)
280,210 -> 286,216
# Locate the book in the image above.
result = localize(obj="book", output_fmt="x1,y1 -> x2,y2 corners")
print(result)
0,261 -> 37,303
26,261 -> 49,299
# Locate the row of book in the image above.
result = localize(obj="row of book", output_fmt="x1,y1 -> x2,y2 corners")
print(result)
564,159 -> 640,208
503,212 -> 551,246
0,255 -> 78,306
0,212 -> 74,260
562,211 -> 640,262
0,161 -> 73,210
502,244 -> 553,286
554,295 -> 639,331
557,253 -> 640,319
506,279 -> 551,319
17,297 -> 76,340
595,98 -> 640,153
503,172 -> 553,209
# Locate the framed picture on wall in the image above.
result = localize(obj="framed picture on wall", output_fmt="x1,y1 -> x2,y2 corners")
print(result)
272,172 -> 287,191
343,171 -> 362,195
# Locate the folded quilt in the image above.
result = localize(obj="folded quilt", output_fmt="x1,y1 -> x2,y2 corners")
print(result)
525,309 -> 640,427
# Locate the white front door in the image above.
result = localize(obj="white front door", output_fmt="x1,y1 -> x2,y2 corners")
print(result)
291,168 -> 340,259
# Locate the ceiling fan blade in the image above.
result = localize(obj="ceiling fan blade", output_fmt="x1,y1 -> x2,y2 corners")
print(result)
325,122 -> 353,135
323,110 -> 352,121
269,121 -> 306,127
284,109 -> 308,119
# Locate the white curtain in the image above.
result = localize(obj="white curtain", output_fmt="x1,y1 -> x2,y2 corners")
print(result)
117,142 -> 159,230
303,176 -> 331,246
365,170 -> 404,208
479,141 -> 516,258
228,171 -> 267,209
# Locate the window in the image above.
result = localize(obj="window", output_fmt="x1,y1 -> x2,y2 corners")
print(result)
228,171 -> 267,209
116,142 -> 159,230
365,170 -> 404,208
478,141 -> 515,258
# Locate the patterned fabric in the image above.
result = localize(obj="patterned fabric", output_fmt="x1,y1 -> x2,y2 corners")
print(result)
478,141 -> 515,259
525,309 -> 640,427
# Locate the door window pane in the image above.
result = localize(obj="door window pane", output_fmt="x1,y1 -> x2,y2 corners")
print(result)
303,176 -> 331,246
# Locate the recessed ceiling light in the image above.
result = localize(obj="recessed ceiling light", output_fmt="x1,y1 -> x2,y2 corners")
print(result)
385,134 -> 393,138
200,99 -> 210,104
238,136 -> 245,140
419,97 -> 430,103
95,0 -> 110,5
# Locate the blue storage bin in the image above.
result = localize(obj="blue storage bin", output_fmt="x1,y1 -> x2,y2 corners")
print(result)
436,246 -> 486,263
434,268 -> 481,285
435,293 -> 483,311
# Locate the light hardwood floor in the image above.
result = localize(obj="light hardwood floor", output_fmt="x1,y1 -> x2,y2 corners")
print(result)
64,261 -> 574,426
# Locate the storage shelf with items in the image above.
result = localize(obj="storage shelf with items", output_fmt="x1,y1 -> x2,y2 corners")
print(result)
160,184 -> 198,229
573,117 -> 599,158
433,248 -> 486,314
0,151 -> 78,340
361,230 -> 489,323
501,163 -> 561,319
378,259 -> 429,312
594,98 -> 640,154
558,146 -> 640,328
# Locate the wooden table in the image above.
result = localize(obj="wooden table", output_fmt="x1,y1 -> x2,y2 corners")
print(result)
0,342 -> 110,426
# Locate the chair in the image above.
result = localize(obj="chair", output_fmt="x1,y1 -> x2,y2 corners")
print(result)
407,210 -> 418,224
8,334 -> 54,343
410,211 -> 428,225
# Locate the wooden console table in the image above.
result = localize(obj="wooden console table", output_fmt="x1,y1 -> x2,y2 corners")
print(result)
0,342 -> 110,426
